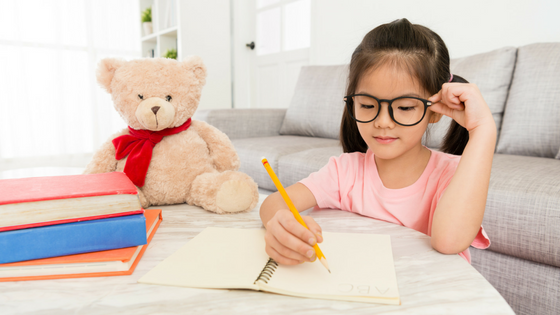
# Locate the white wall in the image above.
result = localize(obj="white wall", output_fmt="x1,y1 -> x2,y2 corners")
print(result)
310,0 -> 560,65
191,0 -> 560,109
179,0 -> 231,109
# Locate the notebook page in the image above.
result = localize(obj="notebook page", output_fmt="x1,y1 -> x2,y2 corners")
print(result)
138,227 -> 270,290
259,232 -> 400,304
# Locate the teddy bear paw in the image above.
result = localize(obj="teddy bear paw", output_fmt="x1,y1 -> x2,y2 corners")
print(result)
216,179 -> 256,213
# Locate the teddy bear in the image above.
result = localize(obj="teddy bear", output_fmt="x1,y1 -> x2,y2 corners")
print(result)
84,56 -> 259,214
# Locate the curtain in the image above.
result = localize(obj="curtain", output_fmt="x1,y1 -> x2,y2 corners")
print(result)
0,0 -> 141,178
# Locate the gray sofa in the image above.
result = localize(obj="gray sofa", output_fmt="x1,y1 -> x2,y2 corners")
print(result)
195,43 -> 560,315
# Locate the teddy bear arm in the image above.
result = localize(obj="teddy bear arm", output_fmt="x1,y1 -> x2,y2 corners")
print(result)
83,130 -> 127,174
83,140 -> 118,174
193,121 -> 240,172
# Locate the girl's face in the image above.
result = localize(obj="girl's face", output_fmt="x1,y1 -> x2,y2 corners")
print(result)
355,64 -> 439,161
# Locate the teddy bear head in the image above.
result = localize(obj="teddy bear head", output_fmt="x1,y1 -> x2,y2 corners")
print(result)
96,56 -> 206,131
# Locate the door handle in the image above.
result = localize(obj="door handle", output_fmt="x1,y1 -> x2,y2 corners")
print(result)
246,41 -> 255,50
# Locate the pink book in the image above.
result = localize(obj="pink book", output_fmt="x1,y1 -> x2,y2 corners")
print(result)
0,172 -> 142,232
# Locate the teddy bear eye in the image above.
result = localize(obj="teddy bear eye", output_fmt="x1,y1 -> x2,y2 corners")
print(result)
166,95 -> 172,102
138,94 -> 144,100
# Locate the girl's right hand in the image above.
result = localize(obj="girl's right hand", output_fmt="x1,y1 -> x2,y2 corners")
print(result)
264,209 -> 323,265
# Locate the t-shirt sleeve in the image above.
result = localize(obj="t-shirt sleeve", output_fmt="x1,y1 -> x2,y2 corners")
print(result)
299,155 -> 344,210
459,226 -> 491,264
471,226 -> 491,249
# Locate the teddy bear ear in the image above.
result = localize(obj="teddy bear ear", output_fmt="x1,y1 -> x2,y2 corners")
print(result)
182,55 -> 207,83
96,58 -> 126,93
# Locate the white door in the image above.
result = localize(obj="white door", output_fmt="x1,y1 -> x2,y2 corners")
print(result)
232,0 -> 311,109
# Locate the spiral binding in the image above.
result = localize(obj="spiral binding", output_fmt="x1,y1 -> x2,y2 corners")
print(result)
254,258 -> 279,284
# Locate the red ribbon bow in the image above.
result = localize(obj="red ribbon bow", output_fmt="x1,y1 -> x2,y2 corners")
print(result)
112,118 -> 191,187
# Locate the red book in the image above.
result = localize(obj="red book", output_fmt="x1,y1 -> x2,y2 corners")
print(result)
0,172 -> 142,232
0,209 -> 162,281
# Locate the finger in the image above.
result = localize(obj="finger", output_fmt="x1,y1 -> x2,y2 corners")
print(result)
302,216 -> 323,243
265,244 -> 303,265
268,214 -> 316,259
442,83 -> 466,110
429,101 -> 455,118
430,89 -> 461,114
277,210 -> 318,246
428,89 -> 442,103
453,102 -> 465,111
441,83 -> 457,106
265,231 -> 311,262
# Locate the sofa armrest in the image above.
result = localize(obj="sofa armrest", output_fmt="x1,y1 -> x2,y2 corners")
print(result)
193,108 -> 287,139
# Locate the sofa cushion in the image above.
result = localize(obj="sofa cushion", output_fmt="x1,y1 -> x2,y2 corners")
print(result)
278,146 -> 343,187
194,109 -> 287,139
483,154 -> 560,268
424,47 -> 517,149
497,43 -> 560,158
232,136 -> 339,191
279,65 -> 348,140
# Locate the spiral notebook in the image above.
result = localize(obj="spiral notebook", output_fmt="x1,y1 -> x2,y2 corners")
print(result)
138,227 -> 400,305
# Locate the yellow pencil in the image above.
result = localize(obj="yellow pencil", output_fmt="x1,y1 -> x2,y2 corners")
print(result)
261,157 -> 331,273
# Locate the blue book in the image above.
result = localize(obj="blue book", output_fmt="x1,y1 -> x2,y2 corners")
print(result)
0,214 -> 147,264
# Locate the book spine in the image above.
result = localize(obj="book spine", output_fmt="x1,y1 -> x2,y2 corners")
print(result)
0,215 -> 147,264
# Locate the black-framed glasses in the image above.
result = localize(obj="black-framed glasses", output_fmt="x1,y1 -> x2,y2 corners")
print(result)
344,94 -> 433,126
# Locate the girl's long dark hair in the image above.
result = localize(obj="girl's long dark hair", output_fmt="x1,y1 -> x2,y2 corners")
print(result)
440,74 -> 469,155
340,18 -> 469,155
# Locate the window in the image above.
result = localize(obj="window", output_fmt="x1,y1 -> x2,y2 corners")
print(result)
256,0 -> 310,56
0,0 -> 141,177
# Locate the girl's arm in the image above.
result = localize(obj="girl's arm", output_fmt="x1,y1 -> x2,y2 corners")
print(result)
260,183 -> 323,265
428,83 -> 497,254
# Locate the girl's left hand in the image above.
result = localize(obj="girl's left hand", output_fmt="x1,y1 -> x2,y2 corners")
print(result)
428,83 -> 495,132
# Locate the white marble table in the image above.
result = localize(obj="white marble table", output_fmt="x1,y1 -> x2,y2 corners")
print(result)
0,195 -> 514,314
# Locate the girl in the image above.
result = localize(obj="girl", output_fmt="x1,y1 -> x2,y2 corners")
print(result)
260,18 -> 494,265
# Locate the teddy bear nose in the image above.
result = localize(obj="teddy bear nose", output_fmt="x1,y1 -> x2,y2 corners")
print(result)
151,106 -> 160,115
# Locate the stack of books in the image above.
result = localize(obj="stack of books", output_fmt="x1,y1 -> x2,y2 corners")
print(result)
0,172 -> 162,281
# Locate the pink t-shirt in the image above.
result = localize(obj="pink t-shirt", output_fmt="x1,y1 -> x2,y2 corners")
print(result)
299,148 -> 490,263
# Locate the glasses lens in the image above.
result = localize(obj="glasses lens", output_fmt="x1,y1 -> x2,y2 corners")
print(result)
352,95 -> 379,122
391,98 -> 424,125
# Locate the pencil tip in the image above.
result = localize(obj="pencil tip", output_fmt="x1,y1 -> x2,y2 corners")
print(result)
319,257 -> 330,273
